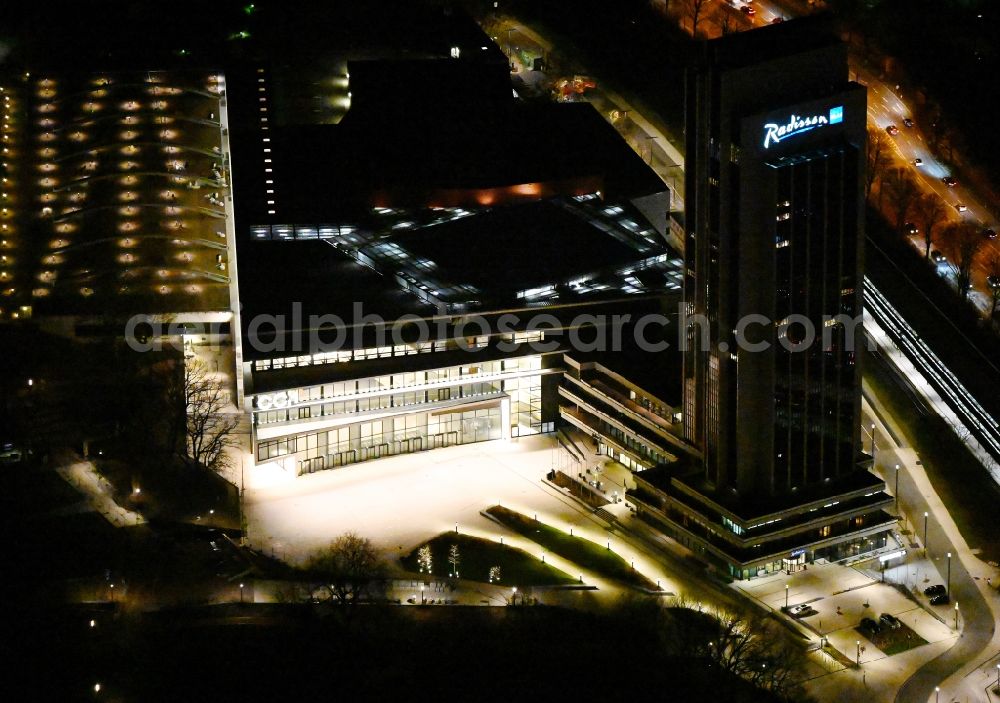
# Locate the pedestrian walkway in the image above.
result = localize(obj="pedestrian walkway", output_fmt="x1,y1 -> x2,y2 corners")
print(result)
56,461 -> 145,528
862,387 -> 1000,702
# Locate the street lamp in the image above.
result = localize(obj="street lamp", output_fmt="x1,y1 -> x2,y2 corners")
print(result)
954,602 -> 959,629
512,586 -> 518,606
504,27 -> 515,58
239,582 -> 245,604
643,134 -> 657,166
894,464 -> 900,514
923,512 -> 929,554
785,584 -> 789,610
871,423 -> 876,458
935,686 -> 940,703
856,640 -> 861,666
946,552 -> 952,597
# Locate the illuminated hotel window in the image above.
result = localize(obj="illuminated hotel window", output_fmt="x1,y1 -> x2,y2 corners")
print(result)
722,516 -> 744,535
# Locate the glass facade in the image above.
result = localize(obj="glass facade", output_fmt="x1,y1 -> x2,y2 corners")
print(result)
252,355 -> 549,474
252,331 -> 544,372
258,403 -> 504,475
254,356 -> 543,435
772,148 -> 860,489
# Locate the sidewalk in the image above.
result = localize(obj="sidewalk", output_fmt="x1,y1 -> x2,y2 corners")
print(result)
56,461 -> 145,528
863,387 -> 1000,702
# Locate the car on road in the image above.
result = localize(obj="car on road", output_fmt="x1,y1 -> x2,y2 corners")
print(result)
886,125 -> 900,136
788,603 -> 816,618
903,118 -> 914,128
913,157 -> 923,166
903,222 -> 918,235
860,617 -> 881,634
930,593 -> 951,605
924,584 -> 946,596
955,203 -> 968,212
988,275 -> 1000,289
941,176 -> 958,187
771,16 -> 784,23
879,613 -> 901,629
931,250 -> 946,264
982,228 -> 997,240
741,5 -> 756,16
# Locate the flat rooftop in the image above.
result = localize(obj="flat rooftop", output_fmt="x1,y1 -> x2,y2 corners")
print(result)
664,465 -> 886,521
226,60 -> 665,226
394,200 -> 649,296
234,195 -> 683,351
694,15 -> 840,71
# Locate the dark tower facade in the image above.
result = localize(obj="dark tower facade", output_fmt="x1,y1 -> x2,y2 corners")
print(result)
683,22 -> 867,495
637,20 -> 897,580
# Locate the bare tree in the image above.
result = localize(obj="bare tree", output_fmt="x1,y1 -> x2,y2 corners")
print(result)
707,606 -> 808,699
986,254 -> 1000,320
913,193 -> 950,259
178,359 -> 239,473
866,127 -> 890,203
617,596 -> 810,700
938,221 -> 985,300
882,167 -> 921,235
305,532 -> 387,604
648,0 -> 672,17
718,6 -> 735,35
685,0 -> 710,37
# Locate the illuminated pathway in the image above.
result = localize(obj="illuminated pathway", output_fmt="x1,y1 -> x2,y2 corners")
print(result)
245,434 -> 765,615
863,277 -> 1000,486
859,389 -> 999,703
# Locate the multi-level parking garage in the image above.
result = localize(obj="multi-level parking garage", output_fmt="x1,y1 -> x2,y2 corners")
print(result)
0,70 -> 230,320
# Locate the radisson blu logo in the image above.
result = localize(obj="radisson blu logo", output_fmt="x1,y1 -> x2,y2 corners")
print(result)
763,106 -> 843,149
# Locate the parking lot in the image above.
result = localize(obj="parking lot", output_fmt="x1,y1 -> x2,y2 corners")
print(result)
739,556 -> 956,666
5,71 -> 231,316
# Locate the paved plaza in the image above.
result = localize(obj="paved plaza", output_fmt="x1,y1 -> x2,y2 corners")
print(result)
245,434 -> 700,603
240,389 -> 1000,701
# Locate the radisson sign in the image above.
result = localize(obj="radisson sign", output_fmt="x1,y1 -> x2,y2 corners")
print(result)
762,105 -> 843,149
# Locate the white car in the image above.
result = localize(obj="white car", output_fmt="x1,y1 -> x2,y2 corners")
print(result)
955,203 -> 968,213
789,603 -> 816,618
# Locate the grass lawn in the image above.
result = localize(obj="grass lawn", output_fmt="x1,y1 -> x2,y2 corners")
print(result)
400,533 -> 575,587
485,505 -> 657,590
854,621 -> 928,657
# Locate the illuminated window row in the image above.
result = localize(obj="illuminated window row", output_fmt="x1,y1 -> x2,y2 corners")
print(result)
257,68 -> 275,215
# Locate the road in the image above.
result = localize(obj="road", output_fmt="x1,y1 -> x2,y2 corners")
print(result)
501,9 -> 1000,473
491,9 -> 1000,701
750,0 -> 1000,308
863,390 -> 998,703
500,23 -> 686,207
